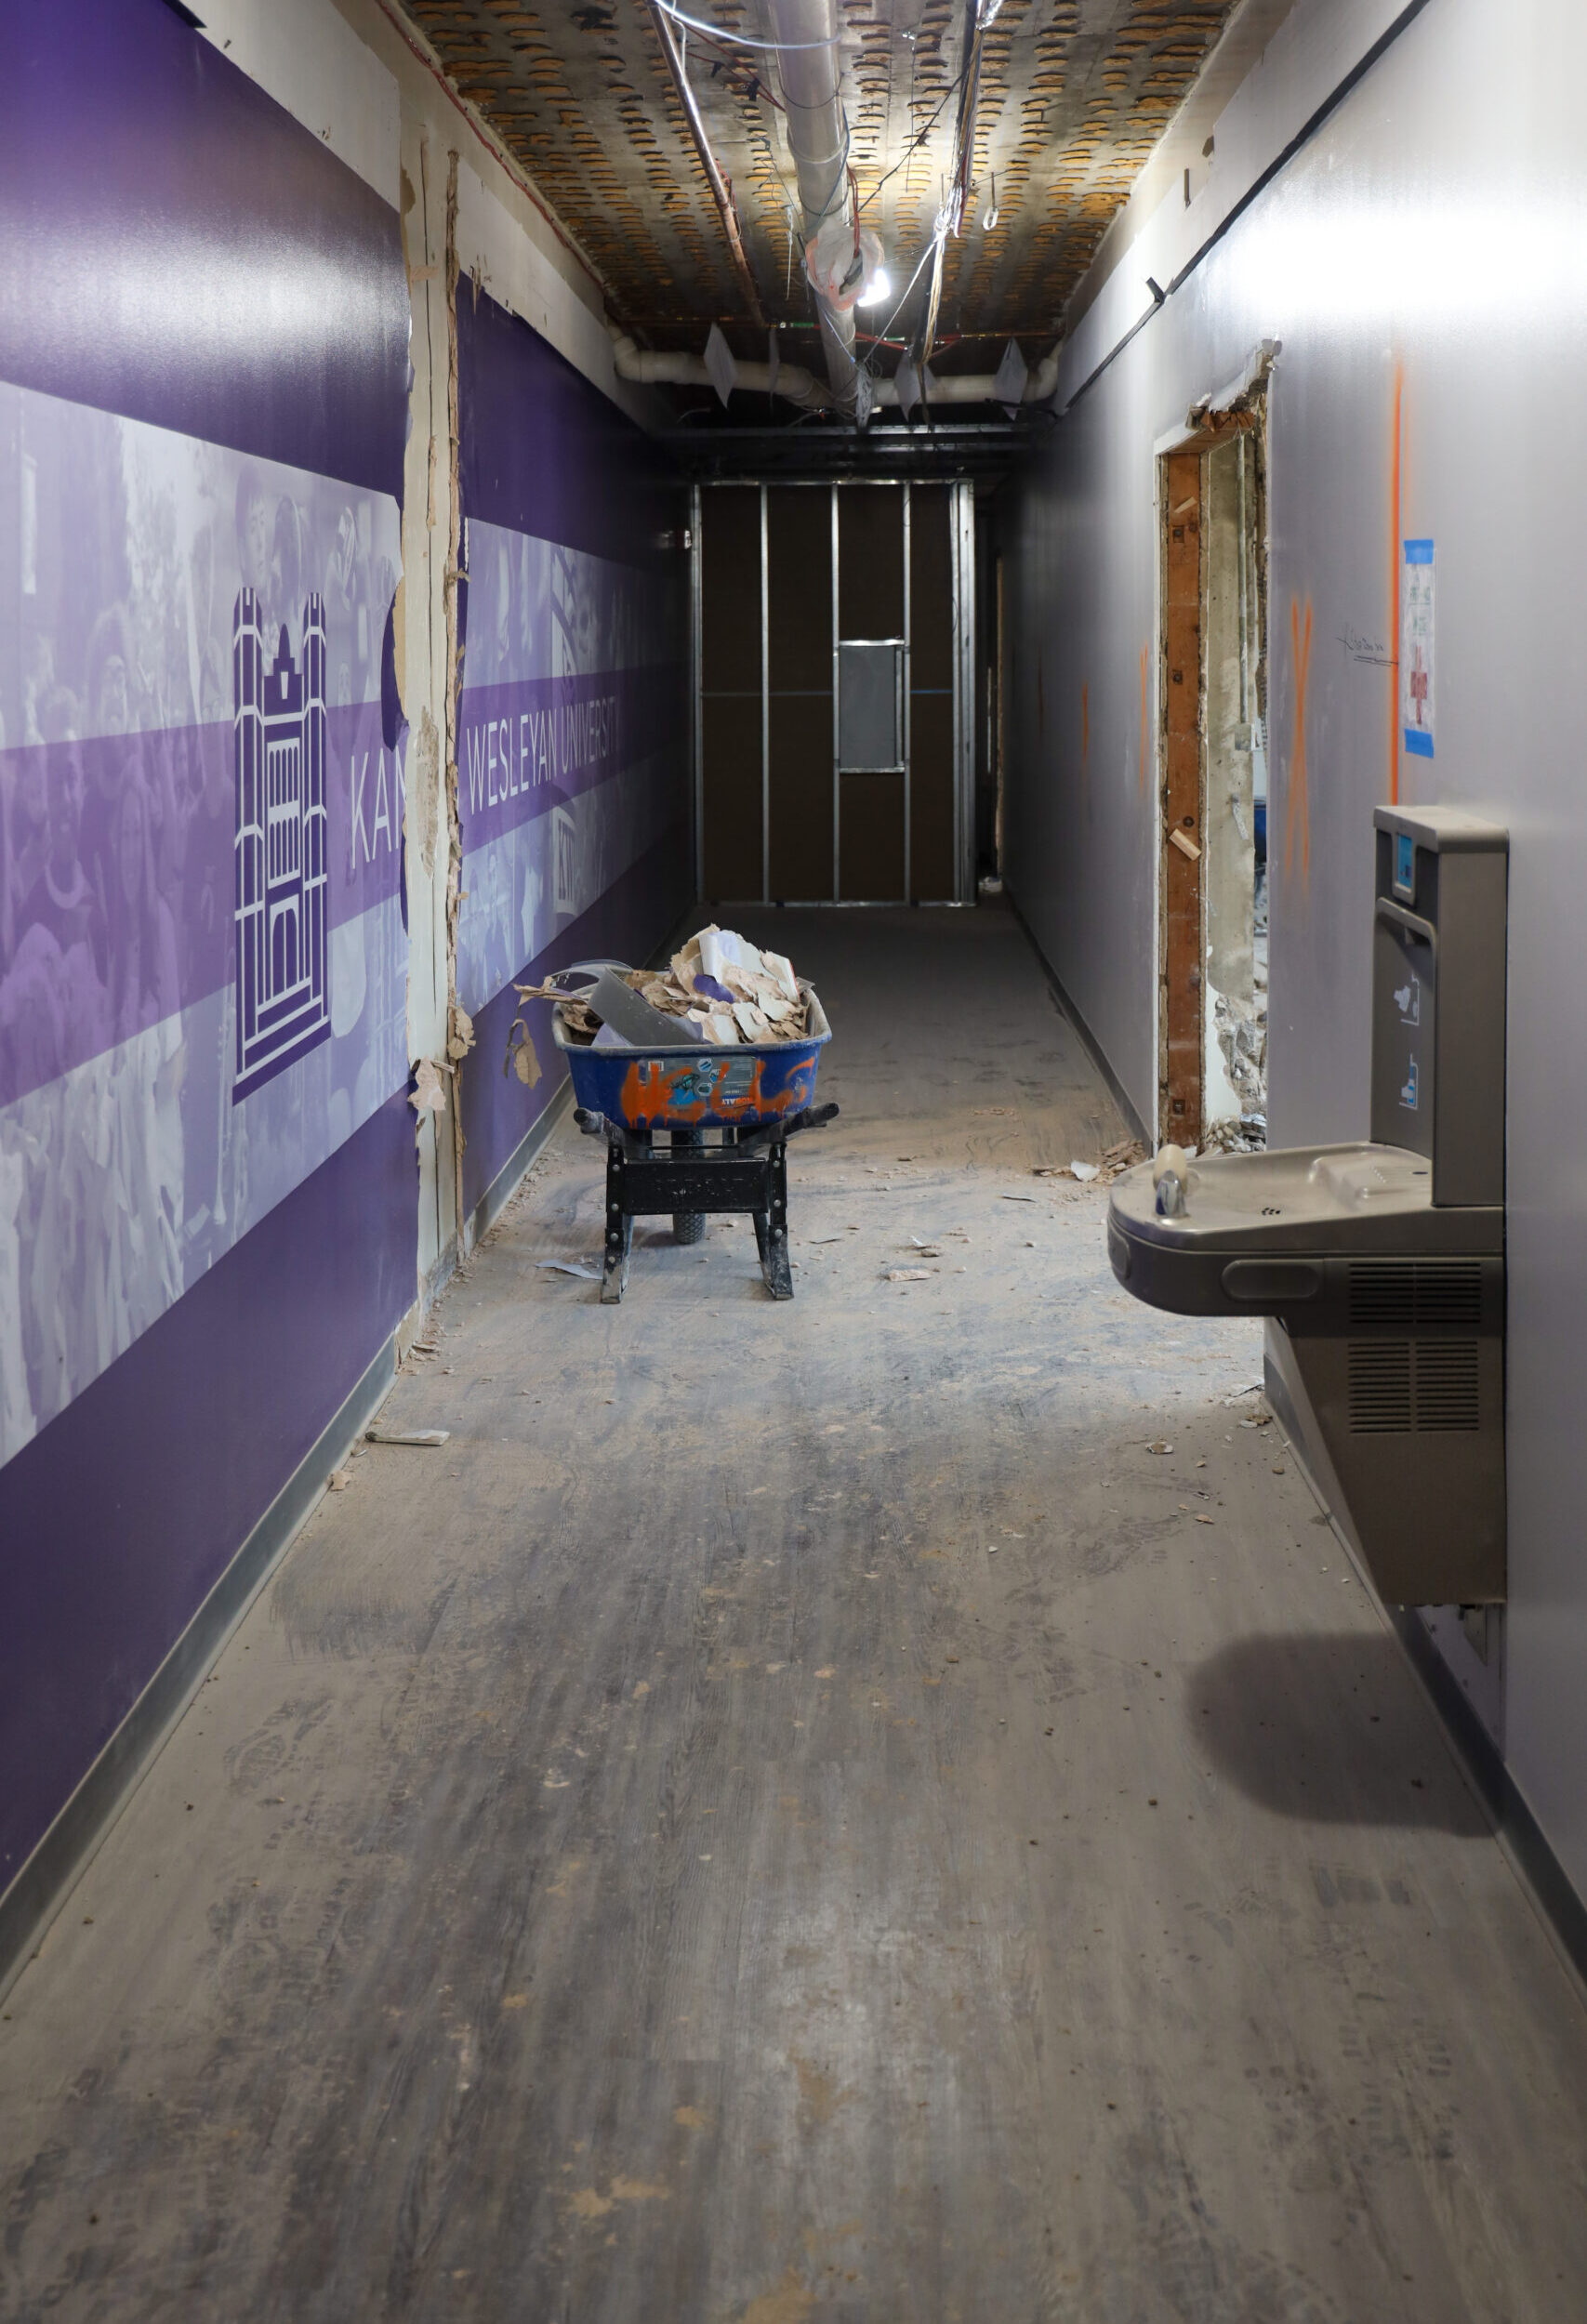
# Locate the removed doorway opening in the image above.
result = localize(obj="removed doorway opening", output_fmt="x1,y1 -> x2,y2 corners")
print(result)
1157,403 -> 1268,1152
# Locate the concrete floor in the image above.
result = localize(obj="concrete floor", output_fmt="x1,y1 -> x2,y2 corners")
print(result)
4,905 -> 1587,2322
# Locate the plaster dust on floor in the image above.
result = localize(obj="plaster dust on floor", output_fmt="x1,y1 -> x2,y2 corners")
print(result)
1,905 -> 1585,2321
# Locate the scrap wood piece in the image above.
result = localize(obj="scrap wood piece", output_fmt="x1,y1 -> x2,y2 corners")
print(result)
366,1427 -> 451,1447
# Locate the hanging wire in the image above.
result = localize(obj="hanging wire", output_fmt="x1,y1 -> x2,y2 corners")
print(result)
654,1 -> 837,51
856,61 -> 970,215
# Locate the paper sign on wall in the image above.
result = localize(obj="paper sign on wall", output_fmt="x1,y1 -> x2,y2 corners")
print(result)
1401,538 -> 1435,759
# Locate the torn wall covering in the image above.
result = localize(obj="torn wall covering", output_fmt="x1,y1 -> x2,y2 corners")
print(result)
453,289 -> 690,1216
0,1 -> 412,1899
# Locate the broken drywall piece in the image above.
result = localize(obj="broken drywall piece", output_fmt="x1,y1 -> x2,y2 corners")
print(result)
410,1058 -> 448,1114
506,1025 -> 542,1086
884,1268 -> 934,1282
447,1001 -> 476,1062
1070,1160 -> 1101,1182
538,1260 -> 602,1281
366,1427 -> 451,1447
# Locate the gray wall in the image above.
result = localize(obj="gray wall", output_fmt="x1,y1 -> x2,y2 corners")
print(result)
999,0 -> 1587,1906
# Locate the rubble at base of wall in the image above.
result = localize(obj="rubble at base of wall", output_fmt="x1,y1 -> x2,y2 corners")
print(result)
1206,865 -> 1268,1155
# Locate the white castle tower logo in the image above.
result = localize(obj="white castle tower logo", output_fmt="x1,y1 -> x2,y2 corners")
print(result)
232,588 -> 331,1097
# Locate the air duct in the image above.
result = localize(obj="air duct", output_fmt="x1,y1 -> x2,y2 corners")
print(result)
762,0 -> 863,414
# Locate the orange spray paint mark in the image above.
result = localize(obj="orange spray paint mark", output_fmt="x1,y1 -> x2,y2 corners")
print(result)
1138,644 -> 1148,797
1284,596 -> 1313,888
1389,363 -> 1403,805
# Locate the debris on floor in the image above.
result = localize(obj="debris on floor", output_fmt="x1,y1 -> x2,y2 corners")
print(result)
515,927 -> 810,1050
1206,865 -> 1268,1153
1033,1139 -> 1146,1183
365,1427 -> 451,1447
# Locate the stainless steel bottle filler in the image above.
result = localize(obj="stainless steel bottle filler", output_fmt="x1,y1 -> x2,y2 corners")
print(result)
1107,806 -> 1507,1604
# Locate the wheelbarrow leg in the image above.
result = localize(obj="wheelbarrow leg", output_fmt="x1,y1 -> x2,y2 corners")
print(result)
602,1142 -> 631,1304
671,1126 -> 705,1245
760,1142 -> 793,1301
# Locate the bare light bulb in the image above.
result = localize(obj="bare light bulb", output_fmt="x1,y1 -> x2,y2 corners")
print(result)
855,269 -> 893,308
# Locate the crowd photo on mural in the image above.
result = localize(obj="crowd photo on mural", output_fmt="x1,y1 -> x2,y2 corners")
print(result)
0,386 -> 403,1461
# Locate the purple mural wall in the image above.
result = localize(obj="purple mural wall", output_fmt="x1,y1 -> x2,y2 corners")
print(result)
454,289 -> 691,1214
0,3 -> 414,1902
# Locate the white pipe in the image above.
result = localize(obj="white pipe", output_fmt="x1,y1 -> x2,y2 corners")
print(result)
609,329 -> 1062,414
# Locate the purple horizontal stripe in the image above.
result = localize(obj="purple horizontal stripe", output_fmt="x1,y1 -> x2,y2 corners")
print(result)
0,704 -> 402,1114
0,1087 -> 412,1893
456,668 -> 683,851
461,823 -> 691,1215
0,0 -> 407,495
457,287 -> 685,574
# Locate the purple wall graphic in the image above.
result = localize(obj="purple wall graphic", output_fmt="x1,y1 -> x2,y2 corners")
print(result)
0,0 -> 412,1908
234,589 -> 332,1098
0,386 -> 405,1468
455,289 -> 692,1211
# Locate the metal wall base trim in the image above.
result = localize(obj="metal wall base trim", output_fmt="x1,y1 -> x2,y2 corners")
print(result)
1005,892 -> 1152,1147
468,1076 -> 575,1250
1264,1336 -> 1587,2001
0,1331 -> 398,2005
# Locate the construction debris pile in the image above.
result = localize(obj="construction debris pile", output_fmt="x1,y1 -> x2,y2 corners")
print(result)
519,926 -> 812,1050
1032,1137 -> 1146,1185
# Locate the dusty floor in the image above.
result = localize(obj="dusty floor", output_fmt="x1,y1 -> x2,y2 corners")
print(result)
3,906 -> 1587,2323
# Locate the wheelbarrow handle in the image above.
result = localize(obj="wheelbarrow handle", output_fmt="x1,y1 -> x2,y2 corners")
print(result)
734,1102 -> 840,1150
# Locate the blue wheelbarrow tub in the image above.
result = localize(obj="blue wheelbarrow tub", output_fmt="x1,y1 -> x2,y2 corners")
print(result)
552,985 -> 831,1135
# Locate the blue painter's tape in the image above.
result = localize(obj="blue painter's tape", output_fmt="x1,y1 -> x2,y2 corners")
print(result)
1404,729 -> 1435,758
1404,538 -> 1435,564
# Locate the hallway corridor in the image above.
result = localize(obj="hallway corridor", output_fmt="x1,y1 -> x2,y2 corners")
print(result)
3,912 -> 1584,2322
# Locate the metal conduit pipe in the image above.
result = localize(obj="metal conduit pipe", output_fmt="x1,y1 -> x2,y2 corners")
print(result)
608,329 -> 1061,414
762,0 -> 861,412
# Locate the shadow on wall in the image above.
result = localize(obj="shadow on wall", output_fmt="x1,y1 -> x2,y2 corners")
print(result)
1188,1631 -> 1488,1837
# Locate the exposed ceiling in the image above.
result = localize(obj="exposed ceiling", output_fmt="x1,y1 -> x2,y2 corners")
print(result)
398,0 -> 1240,376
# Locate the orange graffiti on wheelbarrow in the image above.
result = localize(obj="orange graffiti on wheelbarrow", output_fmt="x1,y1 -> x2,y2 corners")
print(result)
618,1055 -> 814,1130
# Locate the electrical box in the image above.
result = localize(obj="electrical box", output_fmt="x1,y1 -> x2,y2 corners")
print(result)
1107,805 -> 1507,1604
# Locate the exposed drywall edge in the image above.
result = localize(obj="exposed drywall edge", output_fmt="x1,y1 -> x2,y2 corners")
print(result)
196,0 -> 401,205
1056,0 -> 1433,414
345,0 -> 604,298
1264,1334 -> 1587,2010
0,1332 -> 398,2006
1005,897 -> 1150,1148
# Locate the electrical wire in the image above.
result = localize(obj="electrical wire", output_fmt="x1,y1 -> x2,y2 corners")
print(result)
653,1 -> 837,52
856,60 -> 969,215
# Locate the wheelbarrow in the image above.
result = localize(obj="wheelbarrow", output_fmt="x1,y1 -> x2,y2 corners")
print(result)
549,977 -> 836,1302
